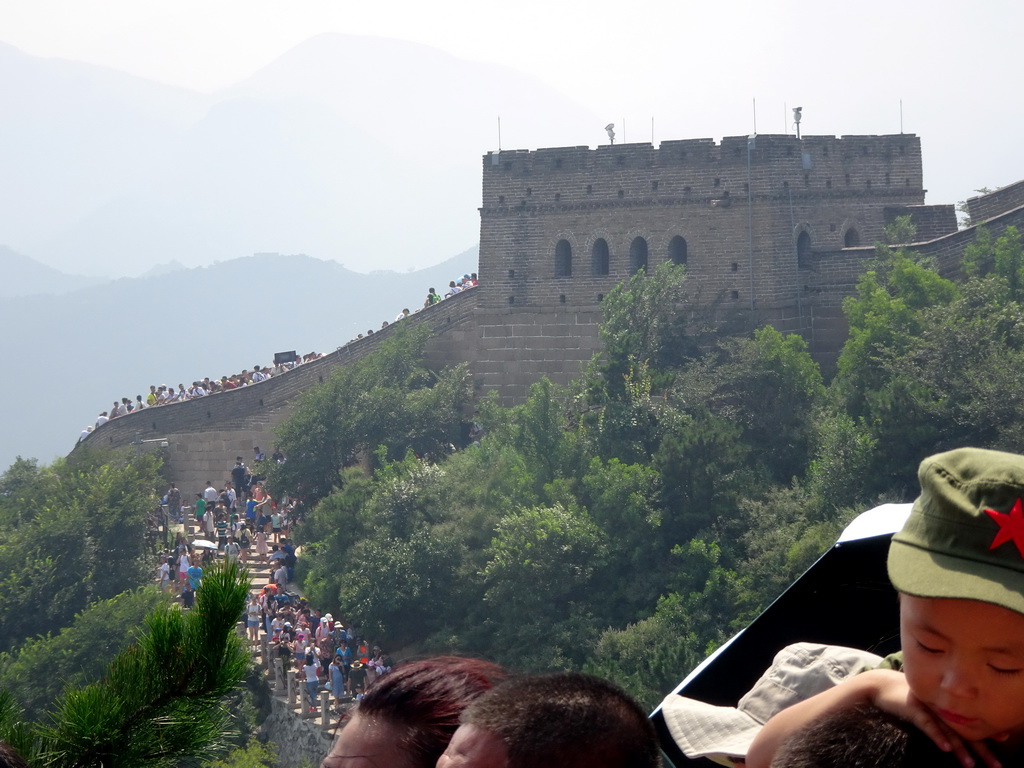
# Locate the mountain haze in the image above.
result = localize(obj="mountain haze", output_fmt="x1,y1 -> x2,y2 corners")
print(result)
2,34 -> 599,277
0,246 -> 105,296
0,249 -> 477,470
0,41 -> 210,270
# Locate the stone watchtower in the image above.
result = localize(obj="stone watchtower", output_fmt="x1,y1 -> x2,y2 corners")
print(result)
469,133 -> 956,402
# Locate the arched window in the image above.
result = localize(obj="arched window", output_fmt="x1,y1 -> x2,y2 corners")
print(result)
592,239 -> 610,276
555,240 -> 572,277
668,235 -> 688,266
796,231 -> 812,265
844,228 -> 861,248
630,237 -> 649,275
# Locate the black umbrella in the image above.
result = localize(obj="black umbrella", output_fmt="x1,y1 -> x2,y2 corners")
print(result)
652,503 -> 912,767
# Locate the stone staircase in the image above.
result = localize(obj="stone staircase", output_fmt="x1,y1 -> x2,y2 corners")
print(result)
244,561 -> 345,730
165,518 -> 349,734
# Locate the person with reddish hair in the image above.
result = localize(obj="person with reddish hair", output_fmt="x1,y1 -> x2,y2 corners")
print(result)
320,656 -> 507,768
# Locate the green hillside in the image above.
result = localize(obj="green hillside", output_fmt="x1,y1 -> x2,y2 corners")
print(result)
262,224 -> 1024,708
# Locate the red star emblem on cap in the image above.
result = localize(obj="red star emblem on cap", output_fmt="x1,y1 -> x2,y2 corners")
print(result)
986,498 -> 1024,558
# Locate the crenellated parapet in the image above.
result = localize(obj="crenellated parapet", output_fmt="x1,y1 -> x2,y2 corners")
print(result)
481,134 -> 923,212
477,134 -> 930,320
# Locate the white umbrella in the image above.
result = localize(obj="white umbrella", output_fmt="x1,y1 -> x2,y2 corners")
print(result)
191,539 -> 218,549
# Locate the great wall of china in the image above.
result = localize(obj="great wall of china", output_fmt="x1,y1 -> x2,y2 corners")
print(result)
80,134 -> 1024,491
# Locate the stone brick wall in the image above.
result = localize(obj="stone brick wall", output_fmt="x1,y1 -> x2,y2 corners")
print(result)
883,204 -> 958,241
478,134 -> 924,316
800,199 -> 1024,368
967,180 -> 1024,223
79,291 -> 478,492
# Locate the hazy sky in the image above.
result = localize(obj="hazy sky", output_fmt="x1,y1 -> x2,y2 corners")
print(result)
3,0 -> 1022,207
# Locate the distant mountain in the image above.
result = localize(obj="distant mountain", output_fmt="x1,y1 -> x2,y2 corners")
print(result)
0,246 -> 106,297
0,248 -> 476,471
139,261 -> 187,279
1,35 -> 598,278
0,41 -> 210,276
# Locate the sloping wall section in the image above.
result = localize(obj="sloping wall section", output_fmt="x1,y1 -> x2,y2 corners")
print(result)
81,290 -> 479,491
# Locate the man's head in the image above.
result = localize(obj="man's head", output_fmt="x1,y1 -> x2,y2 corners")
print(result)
771,705 -> 959,768
437,672 -> 659,768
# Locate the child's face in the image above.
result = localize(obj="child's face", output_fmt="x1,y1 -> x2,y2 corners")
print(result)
901,594 -> 1024,741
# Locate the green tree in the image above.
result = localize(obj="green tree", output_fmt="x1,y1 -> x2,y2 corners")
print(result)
591,262 -> 689,402
884,214 -> 917,246
586,540 -> 748,709
836,246 -> 958,420
486,378 -> 585,496
481,503 -> 607,667
704,327 -> 825,484
208,739 -> 278,768
652,408 -> 751,545
0,562 -> 250,768
483,504 -> 606,615
0,448 -> 163,653
578,458 -> 665,623
962,225 -> 1024,300
0,587 -> 171,720
805,411 -> 877,516
341,528 -> 462,646
266,326 -> 472,504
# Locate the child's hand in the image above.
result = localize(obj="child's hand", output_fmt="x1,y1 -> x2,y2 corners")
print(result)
866,670 -> 1002,768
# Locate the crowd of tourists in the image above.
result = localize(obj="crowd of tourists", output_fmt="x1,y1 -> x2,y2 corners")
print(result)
348,271 -> 479,342
79,271 -> 478,444
154,453 -> 400,716
79,354 -> 326,442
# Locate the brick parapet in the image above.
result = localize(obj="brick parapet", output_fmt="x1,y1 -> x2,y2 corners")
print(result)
479,134 -> 925,314
967,180 -> 1024,223
78,291 -> 478,489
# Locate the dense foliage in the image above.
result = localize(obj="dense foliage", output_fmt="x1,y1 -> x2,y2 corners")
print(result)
280,244 -> 1024,708
0,448 -> 257,767
0,587 -> 171,720
263,324 -> 472,504
0,448 -> 164,655
5,221 -> 1022,731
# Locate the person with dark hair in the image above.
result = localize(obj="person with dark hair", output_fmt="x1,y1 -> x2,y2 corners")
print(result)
437,671 -> 660,768
771,705 -> 961,768
320,656 -> 506,768
0,740 -> 29,768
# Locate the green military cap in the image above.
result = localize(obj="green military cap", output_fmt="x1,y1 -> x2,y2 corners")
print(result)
889,447 -> 1024,616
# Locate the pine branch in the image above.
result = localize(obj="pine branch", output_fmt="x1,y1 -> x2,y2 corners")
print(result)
30,562 -> 250,768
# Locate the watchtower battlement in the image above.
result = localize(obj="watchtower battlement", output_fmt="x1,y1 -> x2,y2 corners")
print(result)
477,134 -> 933,321
482,134 -> 924,212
